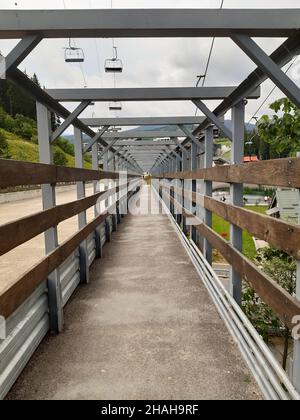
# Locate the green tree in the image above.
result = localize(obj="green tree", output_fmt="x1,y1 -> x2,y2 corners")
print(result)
53,147 -> 67,166
0,130 -> 10,158
257,98 -> 300,157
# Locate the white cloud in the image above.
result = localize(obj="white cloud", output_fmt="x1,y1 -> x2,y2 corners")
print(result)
0,0 -> 299,141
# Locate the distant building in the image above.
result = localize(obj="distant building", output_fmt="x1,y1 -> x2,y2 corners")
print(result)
267,189 -> 299,224
243,156 -> 259,163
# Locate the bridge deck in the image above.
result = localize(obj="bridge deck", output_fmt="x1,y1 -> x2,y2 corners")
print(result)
7,186 -> 260,400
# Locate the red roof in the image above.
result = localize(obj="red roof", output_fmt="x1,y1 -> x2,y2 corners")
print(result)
243,156 -> 259,163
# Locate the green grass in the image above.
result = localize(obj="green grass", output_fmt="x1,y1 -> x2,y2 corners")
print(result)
212,205 -> 267,260
0,128 -> 91,169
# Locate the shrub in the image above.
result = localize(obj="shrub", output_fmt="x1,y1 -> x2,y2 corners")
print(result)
53,147 -> 67,166
0,130 -> 10,158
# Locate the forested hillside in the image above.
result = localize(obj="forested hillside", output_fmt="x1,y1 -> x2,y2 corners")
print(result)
0,75 -> 91,168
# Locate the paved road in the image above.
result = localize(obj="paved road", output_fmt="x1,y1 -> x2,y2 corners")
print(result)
7,186 -> 261,400
0,184 -> 95,294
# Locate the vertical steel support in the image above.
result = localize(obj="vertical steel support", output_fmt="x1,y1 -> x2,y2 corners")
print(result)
203,126 -> 214,265
36,102 -> 63,333
110,150 -> 117,232
191,141 -> 198,242
103,150 -> 111,242
74,127 -> 89,284
293,153 -> 300,392
92,141 -> 102,258
182,149 -> 190,235
230,101 -> 245,305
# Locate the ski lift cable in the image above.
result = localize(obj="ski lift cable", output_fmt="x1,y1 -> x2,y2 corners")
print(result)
62,0 -> 88,88
195,0 -> 224,116
247,56 -> 298,125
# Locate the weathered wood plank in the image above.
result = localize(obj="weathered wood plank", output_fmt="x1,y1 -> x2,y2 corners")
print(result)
163,157 -> 300,188
0,158 -> 139,188
161,182 -> 300,259
167,193 -> 300,329
0,183 -> 129,256
0,190 -> 136,318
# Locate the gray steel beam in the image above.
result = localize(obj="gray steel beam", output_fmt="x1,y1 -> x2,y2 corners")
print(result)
5,34 -> 42,72
51,101 -> 90,142
192,33 -> 300,138
83,125 -> 110,153
230,101 -> 245,306
47,87 -> 260,102
98,138 -> 118,159
192,99 -> 233,140
74,127 -> 89,284
92,141 -> 102,259
81,116 -> 206,127
36,102 -> 63,334
0,9 -> 299,38
178,124 -> 204,152
103,130 -> 185,139
203,127 -> 214,264
232,34 -> 300,109
173,137 -> 189,156
114,140 -> 178,146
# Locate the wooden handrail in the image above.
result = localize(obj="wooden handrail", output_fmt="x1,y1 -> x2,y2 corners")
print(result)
161,157 -> 300,189
163,190 -> 300,329
0,158 -> 140,188
160,182 -> 300,259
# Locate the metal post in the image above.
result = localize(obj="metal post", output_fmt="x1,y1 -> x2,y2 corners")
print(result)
230,100 -> 245,305
191,141 -> 198,242
109,150 -> 117,232
103,150 -> 111,242
36,102 -> 63,333
293,152 -> 300,391
74,127 -> 89,284
92,141 -> 102,258
176,155 -> 181,225
203,126 -> 214,264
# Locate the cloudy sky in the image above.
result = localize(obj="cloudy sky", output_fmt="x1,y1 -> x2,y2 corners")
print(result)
0,0 -> 300,133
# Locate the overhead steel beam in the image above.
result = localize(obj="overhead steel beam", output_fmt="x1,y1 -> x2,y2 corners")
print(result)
114,140 -> 178,146
102,130 -> 185,139
173,137 -> 188,155
51,100 -> 90,143
232,33 -> 300,108
192,99 -> 233,140
5,34 -> 42,72
47,87 -> 260,102
177,124 -> 204,151
83,125 -> 110,153
98,138 -> 118,159
192,32 -> 300,138
0,9 -> 299,38
81,116 -> 206,126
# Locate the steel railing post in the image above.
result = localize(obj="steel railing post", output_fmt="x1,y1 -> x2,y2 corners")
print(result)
36,101 -> 63,333
230,100 -> 245,305
203,126 -> 214,265
74,127 -> 90,284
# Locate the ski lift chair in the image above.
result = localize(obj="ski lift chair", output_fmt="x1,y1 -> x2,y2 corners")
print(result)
64,40 -> 85,63
105,47 -> 123,73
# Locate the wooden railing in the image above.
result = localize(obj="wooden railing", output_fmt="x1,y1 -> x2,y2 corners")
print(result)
156,157 -> 300,330
0,158 -> 140,319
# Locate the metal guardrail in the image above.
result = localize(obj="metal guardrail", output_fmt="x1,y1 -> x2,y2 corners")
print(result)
153,180 -> 300,401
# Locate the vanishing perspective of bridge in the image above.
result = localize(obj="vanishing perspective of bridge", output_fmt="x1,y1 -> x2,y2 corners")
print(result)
0,7 -> 300,400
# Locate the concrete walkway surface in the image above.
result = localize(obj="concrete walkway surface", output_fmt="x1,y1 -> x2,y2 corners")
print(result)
7,186 -> 261,400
